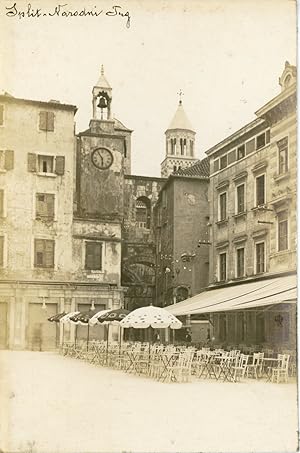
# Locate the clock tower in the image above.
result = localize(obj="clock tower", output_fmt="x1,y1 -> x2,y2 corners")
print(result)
75,66 -> 132,220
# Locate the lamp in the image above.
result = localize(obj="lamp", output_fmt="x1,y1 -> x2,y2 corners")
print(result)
91,300 -> 95,311
42,299 -> 47,310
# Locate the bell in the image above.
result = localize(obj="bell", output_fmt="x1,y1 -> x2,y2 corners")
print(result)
98,96 -> 107,108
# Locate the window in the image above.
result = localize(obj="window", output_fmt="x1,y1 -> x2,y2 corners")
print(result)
266,129 -> 270,144
245,138 -> 255,155
28,154 -> 65,175
0,190 -> 4,217
0,150 -> 14,171
219,252 -> 227,281
236,248 -> 245,278
220,155 -> 227,169
219,192 -> 227,221
213,159 -> 220,172
256,133 -> 266,149
237,144 -> 245,160
136,197 -> 150,228
36,194 -> 55,220
228,149 -> 236,164
190,140 -> 194,156
39,111 -> 55,132
85,242 -> 102,271
278,137 -> 288,174
278,210 -> 288,251
255,242 -> 265,274
0,236 -> 3,266
180,138 -> 184,155
34,239 -> 55,268
0,105 -> 3,126
256,174 -> 265,206
236,183 -> 245,213
38,155 -> 54,173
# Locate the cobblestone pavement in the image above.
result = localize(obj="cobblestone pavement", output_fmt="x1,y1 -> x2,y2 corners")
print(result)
0,351 -> 298,452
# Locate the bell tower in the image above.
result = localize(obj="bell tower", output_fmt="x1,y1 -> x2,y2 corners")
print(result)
161,93 -> 197,178
92,65 -> 112,120
76,66 -> 132,219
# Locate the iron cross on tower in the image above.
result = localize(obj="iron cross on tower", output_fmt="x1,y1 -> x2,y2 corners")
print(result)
178,89 -> 184,105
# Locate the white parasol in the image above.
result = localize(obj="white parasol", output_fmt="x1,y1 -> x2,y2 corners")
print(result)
120,305 -> 182,329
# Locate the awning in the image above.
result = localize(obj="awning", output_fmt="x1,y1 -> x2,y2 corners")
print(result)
165,274 -> 297,316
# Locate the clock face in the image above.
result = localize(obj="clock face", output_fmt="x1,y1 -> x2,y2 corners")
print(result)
91,148 -> 113,170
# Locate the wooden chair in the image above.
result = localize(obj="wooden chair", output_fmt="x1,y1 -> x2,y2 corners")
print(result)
246,352 -> 264,379
271,354 -> 290,383
232,354 -> 249,382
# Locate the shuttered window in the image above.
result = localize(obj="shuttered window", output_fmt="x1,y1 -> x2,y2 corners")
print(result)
0,150 -> 14,171
236,183 -> 245,213
55,156 -> 65,175
255,242 -> 265,274
36,194 -> 55,219
0,236 -> 3,266
4,150 -> 14,170
85,242 -> 102,271
219,192 -> 227,221
256,174 -> 265,206
0,190 -> 4,217
39,111 -> 55,131
34,239 -> 55,268
278,210 -> 288,251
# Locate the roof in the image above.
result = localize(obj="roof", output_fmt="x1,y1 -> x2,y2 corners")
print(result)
205,118 -> 264,156
174,157 -> 209,177
114,118 -> 132,132
167,102 -> 194,132
95,66 -> 112,90
0,93 -> 77,113
165,274 -> 296,316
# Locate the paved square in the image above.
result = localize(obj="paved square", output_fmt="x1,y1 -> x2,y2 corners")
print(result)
0,351 -> 298,452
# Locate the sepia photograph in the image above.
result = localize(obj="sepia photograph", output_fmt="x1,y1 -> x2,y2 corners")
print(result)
0,0 -> 298,452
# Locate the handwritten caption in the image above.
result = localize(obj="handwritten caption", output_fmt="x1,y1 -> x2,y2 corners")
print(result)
4,3 -> 131,28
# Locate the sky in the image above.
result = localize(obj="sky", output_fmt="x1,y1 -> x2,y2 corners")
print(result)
0,0 -> 297,177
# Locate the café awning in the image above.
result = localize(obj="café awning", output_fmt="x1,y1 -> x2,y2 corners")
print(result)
165,274 -> 297,316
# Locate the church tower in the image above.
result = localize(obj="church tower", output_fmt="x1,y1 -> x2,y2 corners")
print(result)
161,98 -> 197,177
76,66 -> 132,219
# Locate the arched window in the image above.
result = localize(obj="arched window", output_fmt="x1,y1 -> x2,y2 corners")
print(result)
183,139 -> 187,154
190,140 -> 194,156
173,165 -> 177,172
135,196 -> 151,229
180,138 -> 184,155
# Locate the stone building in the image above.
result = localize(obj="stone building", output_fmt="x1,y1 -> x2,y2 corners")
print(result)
122,175 -> 165,311
166,62 -> 297,351
154,158 -> 210,342
0,93 -> 77,350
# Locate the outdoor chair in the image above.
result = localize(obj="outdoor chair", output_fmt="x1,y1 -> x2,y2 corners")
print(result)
270,354 -> 290,383
164,351 -> 194,383
232,354 -> 249,382
246,352 -> 264,379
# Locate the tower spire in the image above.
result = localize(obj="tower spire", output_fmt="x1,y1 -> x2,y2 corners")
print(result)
101,65 -> 104,76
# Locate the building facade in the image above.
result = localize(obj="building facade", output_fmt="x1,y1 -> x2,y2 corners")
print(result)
0,94 -> 78,350
205,62 -> 297,349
